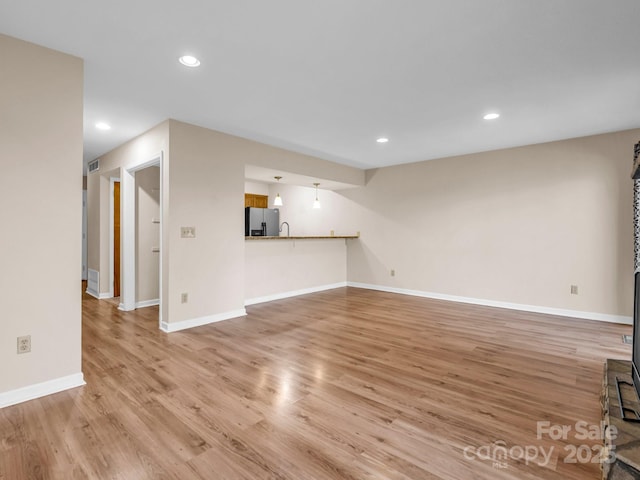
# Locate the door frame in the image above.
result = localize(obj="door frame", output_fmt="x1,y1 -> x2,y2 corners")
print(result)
119,152 -> 164,329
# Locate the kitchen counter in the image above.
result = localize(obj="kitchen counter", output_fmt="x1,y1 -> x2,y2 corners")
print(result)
245,235 -> 359,240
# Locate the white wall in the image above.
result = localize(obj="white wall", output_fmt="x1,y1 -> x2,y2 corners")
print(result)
0,34 -> 83,399
344,129 -> 638,319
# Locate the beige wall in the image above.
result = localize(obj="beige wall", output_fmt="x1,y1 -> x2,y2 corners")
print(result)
344,129 -> 639,318
86,121 -> 169,317
136,167 -> 160,303
166,121 -> 247,324
245,181 -> 270,196
87,167 -> 119,296
245,239 -> 347,302
87,120 -> 364,329
169,120 -> 360,323
0,35 -> 83,393
86,172 -> 102,284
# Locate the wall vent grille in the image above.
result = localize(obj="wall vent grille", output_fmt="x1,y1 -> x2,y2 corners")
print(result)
87,269 -> 99,297
88,159 -> 99,173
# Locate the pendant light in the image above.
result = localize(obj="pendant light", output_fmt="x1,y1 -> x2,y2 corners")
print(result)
313,183 -> 321,209
273,176 -> 283,206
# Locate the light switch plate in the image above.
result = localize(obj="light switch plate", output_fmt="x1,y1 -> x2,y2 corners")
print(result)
181,227 -> 196,238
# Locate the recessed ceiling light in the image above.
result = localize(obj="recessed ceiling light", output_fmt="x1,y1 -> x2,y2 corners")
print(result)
95,122 -> 111,131
376,137 -> 389,143
483,113 -> 500,120
179,55 -> 200,67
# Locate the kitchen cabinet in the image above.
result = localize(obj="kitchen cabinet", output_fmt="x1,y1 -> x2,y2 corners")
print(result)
244,193 -> 268,208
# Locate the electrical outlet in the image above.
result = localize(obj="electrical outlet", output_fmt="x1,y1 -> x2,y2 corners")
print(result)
181,292 -> 188,304
390,269 -> 395,277
17,335 -> 31,354
180,227 -> 196,238
570,285 -> 578,295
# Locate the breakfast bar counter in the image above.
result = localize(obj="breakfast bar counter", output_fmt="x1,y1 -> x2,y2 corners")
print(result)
245,235 -> 359,240
244,235 -> 358,304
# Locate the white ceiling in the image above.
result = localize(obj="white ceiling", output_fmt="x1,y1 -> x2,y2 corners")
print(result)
2,1 -> 639,170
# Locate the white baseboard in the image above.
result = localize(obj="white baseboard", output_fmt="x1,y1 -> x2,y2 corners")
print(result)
160,308 -> 247,333
347,282 -> 632,325
85,289 -> 113,300
85,288 -> 100,299
245,282 -> 348,306
85,288 -> 100,300
0,373 -> 86,409
135,299 -> 159,309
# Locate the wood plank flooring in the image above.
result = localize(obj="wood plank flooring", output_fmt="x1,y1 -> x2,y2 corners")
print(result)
0,287 -> 632,479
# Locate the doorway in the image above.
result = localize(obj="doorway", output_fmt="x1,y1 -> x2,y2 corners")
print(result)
108,176 -> 121,301
134,166 -> 160,309
113,181 -> 121,298
119,152 -> 164,328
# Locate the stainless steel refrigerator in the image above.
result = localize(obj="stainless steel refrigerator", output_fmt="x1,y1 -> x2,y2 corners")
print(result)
245,207 -> 280,236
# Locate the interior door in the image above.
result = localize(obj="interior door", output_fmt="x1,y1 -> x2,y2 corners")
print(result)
114,181 -> 121,297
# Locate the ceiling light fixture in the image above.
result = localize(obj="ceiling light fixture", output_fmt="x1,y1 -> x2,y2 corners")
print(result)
376,137 -> 389,143
313,183 -> 321,209
483,113 -> 500,120
95,122 -> 111,131
179,55 -> 201,67
273,176 -> 283,206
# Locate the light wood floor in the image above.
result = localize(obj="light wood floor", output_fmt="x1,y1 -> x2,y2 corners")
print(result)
0,287 -> 632,479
